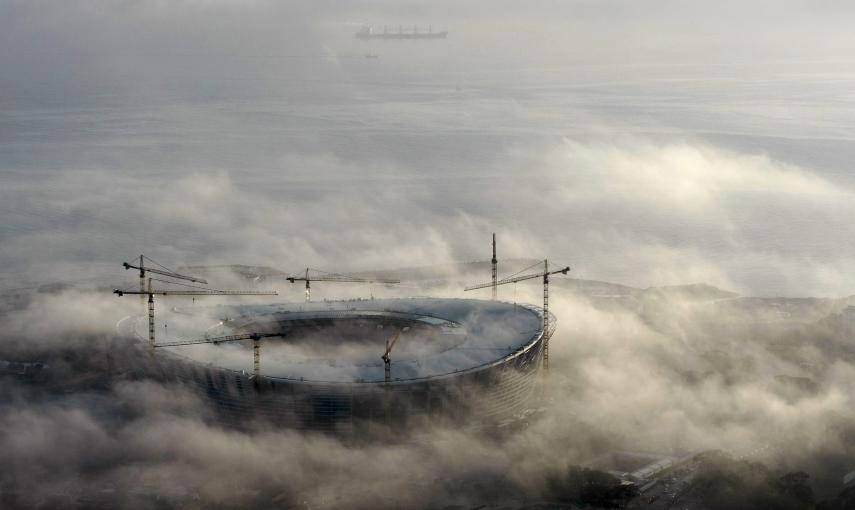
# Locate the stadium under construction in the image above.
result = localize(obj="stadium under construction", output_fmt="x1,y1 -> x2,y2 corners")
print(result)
114,240 -> 569,433
119,297 -> 555,433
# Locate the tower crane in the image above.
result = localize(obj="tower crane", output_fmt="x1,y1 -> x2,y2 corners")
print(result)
491,233 -> 498,301
464,260 -> 570,371
381,327 -> 409,385
113,278 -> 277,349
286,268 -> 400,302
123,256 -> 207,307
381,326 -> 409,426
153,332 -> 280,378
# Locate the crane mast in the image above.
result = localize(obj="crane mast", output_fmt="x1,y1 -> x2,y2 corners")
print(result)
542,260 -> 551,368
137,255 -> 146,310
381,326 -> 408,427
464,259 -> 570,371
381,327 -> 409,385
491,233 -> 498,301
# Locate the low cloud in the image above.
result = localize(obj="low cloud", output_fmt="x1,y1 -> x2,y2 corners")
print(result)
5,138 -> 855,297
2,272 -> 854,507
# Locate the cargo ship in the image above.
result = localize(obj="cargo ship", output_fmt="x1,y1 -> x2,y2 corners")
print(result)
356,25 -> 448,40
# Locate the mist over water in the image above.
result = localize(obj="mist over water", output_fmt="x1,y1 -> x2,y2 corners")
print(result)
2,1 -> 855,295
2,1 -> 855,508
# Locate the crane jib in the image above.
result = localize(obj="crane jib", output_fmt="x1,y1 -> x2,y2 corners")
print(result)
464,266 -> 570,292
153,332 -> 279,348
122,262 -> 208,284
286,277 -> 400,283
113,289 -> 278,296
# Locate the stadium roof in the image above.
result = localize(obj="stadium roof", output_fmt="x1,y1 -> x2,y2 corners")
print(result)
135,298 -> 545,384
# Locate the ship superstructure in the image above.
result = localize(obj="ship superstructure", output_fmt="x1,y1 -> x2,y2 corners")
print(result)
356,25 -> 448,40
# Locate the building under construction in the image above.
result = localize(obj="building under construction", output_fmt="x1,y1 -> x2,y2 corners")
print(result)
119,297 -> 553,433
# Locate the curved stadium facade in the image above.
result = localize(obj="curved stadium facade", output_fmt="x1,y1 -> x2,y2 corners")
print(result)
122,298 -> 553,433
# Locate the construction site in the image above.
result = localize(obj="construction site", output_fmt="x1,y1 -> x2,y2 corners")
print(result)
112,237 -> 571,433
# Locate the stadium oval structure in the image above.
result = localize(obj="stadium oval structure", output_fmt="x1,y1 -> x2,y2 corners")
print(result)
125,298 -> 552,432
